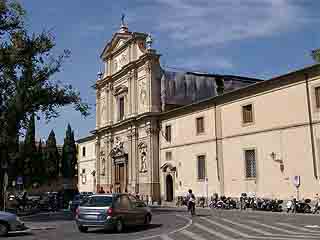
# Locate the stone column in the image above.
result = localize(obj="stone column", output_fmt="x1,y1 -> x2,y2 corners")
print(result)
96,90 -> 101,129
107,134 -> 113,187
127,127 -> 132,186
128,71 -> 132,116
95,136 -> 100,190
108,84 -> 113,125
133,69 -> 138,115
132,126 -> 138,192
145,62 -> 151,112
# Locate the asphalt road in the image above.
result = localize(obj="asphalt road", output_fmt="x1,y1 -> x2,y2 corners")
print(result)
7,208 -> 320,240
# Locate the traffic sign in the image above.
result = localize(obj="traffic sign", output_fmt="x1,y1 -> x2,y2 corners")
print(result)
17,176 -> 23,185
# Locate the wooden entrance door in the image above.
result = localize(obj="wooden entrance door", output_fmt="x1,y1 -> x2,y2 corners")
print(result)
115,163 -> 126,193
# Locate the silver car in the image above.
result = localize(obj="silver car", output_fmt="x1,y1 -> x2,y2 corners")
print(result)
75,193 -> 152,233
0,211 -> 28,236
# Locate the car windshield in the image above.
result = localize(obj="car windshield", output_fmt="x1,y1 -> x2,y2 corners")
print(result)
81,196 -> 113,207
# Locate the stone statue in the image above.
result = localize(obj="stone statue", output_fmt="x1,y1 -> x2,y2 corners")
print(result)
121,13 -> 125,26
140,152 -> 147,172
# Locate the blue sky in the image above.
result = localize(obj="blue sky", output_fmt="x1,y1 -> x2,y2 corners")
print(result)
19,0 -> 320,144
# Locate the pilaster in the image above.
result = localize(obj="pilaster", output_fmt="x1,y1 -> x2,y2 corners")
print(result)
95,136 -> 100,189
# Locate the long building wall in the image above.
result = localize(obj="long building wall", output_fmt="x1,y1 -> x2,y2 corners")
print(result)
160,66 -> 320,201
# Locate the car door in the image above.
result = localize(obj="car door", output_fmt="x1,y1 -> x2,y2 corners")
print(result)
127,195 -> 143,225
117,195 -> 132,225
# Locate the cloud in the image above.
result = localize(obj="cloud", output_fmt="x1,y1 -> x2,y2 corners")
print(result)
131,0 -> 309,47
165,55 -> 234,72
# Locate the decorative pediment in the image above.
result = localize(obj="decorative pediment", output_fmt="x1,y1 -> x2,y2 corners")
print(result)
100,33 -> 132,60
160,162 -> 176,172
113,84 -> 128,96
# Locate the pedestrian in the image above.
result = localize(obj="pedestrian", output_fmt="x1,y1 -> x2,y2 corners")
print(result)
186,189 -> 196,216
313,194 -> 320,214
292,198 -> 297,214
286,198 -> 292,213
98,187 -> 105,194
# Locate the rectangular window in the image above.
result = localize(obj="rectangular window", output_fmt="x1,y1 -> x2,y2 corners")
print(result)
196,117 -> 204,134
197,155 -> 206,180
242,104 -> 253,124
119,97 -> 125,120
165,151 -> 172,161
316,87 -> 320,108
245,149 -> 256,178
165,125 -> 171,142
82,147 -> 86,157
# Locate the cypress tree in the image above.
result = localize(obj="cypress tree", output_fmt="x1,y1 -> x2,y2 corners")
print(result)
45,130 -> 60,179
23,113 -> 36,185
62,124 -> 77,178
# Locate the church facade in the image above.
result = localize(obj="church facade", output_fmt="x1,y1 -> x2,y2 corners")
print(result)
77,22 -> 320,202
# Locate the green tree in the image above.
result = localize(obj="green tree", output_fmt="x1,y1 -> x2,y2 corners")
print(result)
312,49 -> 320,63
22,112 -> 36,185
61,124 -> 77,178
45,130 -> 60,179
0,0 -> 89,207
32,138 -> 45,184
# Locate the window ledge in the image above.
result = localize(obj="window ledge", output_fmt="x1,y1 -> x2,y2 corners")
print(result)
244,177 -> 256,181
242,122 -> 255,127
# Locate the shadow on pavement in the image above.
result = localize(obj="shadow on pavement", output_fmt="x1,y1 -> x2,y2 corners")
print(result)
89,223 -> 163,234
23,212 -> 74,222
7,232 -> 34,238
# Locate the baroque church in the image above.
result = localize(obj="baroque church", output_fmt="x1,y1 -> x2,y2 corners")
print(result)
81,20 -> 260,202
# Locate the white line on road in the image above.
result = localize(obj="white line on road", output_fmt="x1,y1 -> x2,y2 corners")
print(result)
200,217 -> 250,238
180,229 -> 207,240
194,222 -> 236,240
247,220 -> 300,235
218,217 -> 273,235
277,222 -> 320,233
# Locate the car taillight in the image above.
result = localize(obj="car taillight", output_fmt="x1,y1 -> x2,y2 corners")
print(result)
106,207 -> 113,216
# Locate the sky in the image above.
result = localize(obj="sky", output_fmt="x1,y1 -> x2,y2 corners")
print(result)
19,0 -> 320,144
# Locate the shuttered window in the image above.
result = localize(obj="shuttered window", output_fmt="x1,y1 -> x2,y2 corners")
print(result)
242,104 -> 253,123
165,151 -> 172,161
165,125 -> 171,142
245,149 -> 256,178
196,117 -> 204,134
315,87 -> 320,108
119,97 -> 124,120
197,155 -> 206,180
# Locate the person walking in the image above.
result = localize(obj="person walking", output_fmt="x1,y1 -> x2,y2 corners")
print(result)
313,194 -> 320,214
292,198 -> 297,214
186,189 -> 196,216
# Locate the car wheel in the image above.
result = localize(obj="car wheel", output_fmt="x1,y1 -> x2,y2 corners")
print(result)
144,214 -> 152,225
78,226 -> 88,233
0,222 -> 8,237
115,219 -> 124,233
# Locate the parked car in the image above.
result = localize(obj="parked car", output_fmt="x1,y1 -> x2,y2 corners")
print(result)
0,211 -> 29,236
75,193 -> 152,233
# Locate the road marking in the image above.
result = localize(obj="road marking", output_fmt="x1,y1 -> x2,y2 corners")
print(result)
160,234 -> 174,240
277,222 -> 320,233
218,217 -> 273,235
131,214 -> 192,240
247,220 -> 299,235
194,222 -> 236,240
305,225 -> 320,228
180,230 -> 207,240
200,217 -> 250,238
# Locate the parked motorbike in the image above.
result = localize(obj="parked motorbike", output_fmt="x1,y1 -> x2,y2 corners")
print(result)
296,199 -> 312,213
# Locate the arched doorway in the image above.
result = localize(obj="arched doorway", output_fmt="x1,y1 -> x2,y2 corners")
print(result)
166,174 -> 173,201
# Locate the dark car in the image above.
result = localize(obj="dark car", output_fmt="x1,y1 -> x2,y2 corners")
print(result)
75,193 -> 152,233
0,211 -> 29,236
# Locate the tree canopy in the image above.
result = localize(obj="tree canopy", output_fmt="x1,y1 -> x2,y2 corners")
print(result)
0,0 -> 89,207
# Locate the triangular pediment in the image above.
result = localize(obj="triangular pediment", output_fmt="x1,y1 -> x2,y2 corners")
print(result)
100,33 -> 132,59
